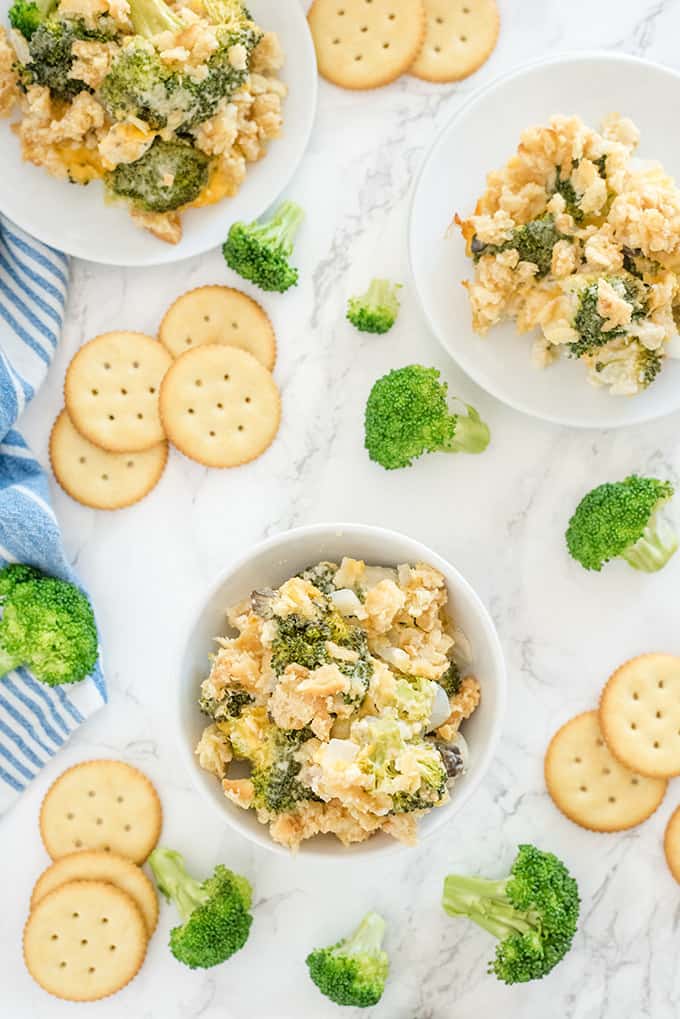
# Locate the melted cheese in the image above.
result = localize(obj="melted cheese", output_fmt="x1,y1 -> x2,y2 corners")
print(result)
55,144 -> 104,184
188,163 -> 237,209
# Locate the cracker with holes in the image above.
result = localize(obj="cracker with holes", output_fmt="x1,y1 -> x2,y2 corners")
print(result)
664,806 -> 680,883
40,760 -> 162,863
308,0 -> 426,90
600,654 -> 680,778
411,0 -> 499,83
159,345 -> 281,469
31,851 -> 158,936
23,880 -> 147,1001
50,410 -> 167,511
544,711 -> 667,832
159,286 -> 276,370
64,332 -> 172,453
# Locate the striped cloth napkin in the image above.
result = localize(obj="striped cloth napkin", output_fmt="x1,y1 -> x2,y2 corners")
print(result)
0,214 -> 106,814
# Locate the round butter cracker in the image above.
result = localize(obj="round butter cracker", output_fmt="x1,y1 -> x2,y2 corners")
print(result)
40,760 -> 162,864
50,410 -> 167,511
308,0 -> 426,90
664,806 -> 680,884
159,286 -> 276,370
545,711 -> 666,832
24,880 -> 147,1002
159,344 -> 281,468
31,850 -> 158,936
600,654 -> 680,778
65,332 -> 172,453
411,0 -> 499,83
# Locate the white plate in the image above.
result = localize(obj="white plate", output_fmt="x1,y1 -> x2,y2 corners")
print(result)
0,0 -> 317,266
409,52 -> 680,429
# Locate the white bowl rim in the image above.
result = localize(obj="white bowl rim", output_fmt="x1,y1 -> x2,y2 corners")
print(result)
175,522 -> 507,860
0,0 -> 318,267
408,49 -> 680,430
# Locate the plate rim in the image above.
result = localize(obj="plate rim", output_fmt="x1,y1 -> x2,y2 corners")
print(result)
408,49 -> 680,430
0,0 -> 319,267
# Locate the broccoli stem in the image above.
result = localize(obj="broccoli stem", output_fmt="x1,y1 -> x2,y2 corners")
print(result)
623,514 -> 679,572
343,912 -> 386,956
129,0 -> 182,37
148,848 -> 208,921
0,647 -> 20,678
442,877 -> 536,938
446,406 -> 491,454
255,200 -> 305,253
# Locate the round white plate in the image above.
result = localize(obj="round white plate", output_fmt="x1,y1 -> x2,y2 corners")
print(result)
0,0 -> 317,266
409,52 -> 680,429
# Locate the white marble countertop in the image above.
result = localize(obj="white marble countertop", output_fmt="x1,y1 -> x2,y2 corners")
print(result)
3,0 -> 680,1016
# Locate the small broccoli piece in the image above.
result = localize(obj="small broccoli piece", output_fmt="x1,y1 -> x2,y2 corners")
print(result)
570,276 -> 646,358
391,742 -> 448,813
442,844 -> 580,984
199,687 -> 253,721
553,167 -> 584,223
270,613 -> 331,675
251,728 -> 313,813
148,848 -> 253,969
306,912 -> 389,1008
364,365 -> 490,470
223,200 -> 304,292
566,475 -> 677,573
472,215 -> 564,277
297,562 -> 338,596
0,566 -> 97,686
347,278 -> 402,335
23,18 -> 91,100
8,0 -> 55,38
108,138 -> 209,212
437,661 -> 461,698
100,46 -> 182,130
636,346 -> 663,388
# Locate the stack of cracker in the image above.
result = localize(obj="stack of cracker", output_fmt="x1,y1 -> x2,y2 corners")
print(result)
545,654 -> 680,884
23,760 -> 162,1002
50,287 -> 281,510
308,0 -> 500,90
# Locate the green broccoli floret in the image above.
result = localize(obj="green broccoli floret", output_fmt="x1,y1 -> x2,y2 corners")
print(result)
306,912 -> 389,1008
442,844 -> 580,984
472,215 -> 565,277
108,138 -> 209,212
128,0 -> 181,36
364,365 -> 490,470
0,565 -> 97,686
22,18 -> 93,100
297,562 -> 338,596
437,660 -> 461,697
270,613 -> 331,675
566,475 -> 677,573
347,279 -> 402,335
391,743 -> 448,813
100,46 -> 182,130
199,687 -> 253,720
8,0 -> 55,38
569,276 -> 647,358
223,200 -> 305,293
148,848 -> 253,969
636,346 -> 663,388
251,728 -> 313,813
553,171 -> 583,223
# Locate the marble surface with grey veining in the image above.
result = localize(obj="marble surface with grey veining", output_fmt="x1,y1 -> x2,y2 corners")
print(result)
3,1 -> 680,1016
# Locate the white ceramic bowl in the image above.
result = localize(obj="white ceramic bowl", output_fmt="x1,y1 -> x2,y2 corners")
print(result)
409,52 -> 680,428
0,0 -> 317,266
177,523 -> 506,858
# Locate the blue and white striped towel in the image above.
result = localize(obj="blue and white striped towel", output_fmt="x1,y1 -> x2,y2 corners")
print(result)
0,214 -> 106,815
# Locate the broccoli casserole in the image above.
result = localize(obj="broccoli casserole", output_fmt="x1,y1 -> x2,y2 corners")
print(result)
195,559 -> 480,850
0,0 -> 285,243
458,114 -> 680,396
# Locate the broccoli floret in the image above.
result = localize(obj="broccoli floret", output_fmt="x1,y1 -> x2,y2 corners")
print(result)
100,46 -> 182,130
553,166 -> 584,223
306,912 -> 389,1008
22,18 -> 95,100
472,215 -> 565,277
296,562 -> 338,596
0,565 -> 97,686
442,844 -> 580,984
391,743 -> 448,813
8,0 -> 55,38
347,279 -> 402,335
437,660 -> 461,697
128,0 -> 181,37
636,346 -> 663,388
270,613 -> 331,675
148,848 -> 253,969
223,200 -> 305,292
364,365 -> 490,470
566,475 -> 677,573
108,138 -> 209,212
199,687 -> 253,721
570,276 -> 647,358
251,728 -> 313,813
